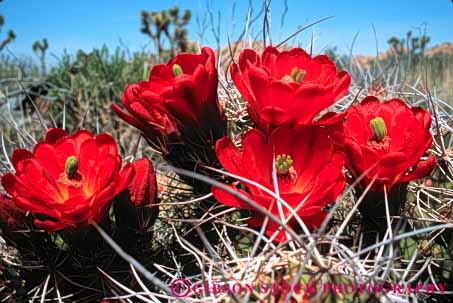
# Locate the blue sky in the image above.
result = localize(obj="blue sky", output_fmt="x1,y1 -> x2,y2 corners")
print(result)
2,0 -> 452,62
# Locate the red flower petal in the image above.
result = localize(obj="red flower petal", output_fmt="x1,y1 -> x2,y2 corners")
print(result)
21,159 -> 67,203
95,156 -> 119,191
215,137 -> 243,176
231,49 -> 260,104
112,103 -> 149,131
33,143 -> 61,179
332,71 -> 351,101
115,163 -> 135,197
72,130 -> 94,152
95,133 -> 118,158
399,155 -> 436,183
34,219 -> 70,232
45,128 -> 68,144
211,184 -> 254,210
11,149 -> 33,171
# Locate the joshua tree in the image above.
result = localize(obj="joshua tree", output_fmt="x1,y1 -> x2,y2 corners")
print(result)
167,7 -> 191,54
406,31 -> 412,53
140,6 -> 191,60
141,10 -> 170,58
388,31 -> 430,55
32,38 -> 49,75
0,15 -> 16,51
411,37 -> 420,53
419,35 -> 430,54
388,36 -> 401,54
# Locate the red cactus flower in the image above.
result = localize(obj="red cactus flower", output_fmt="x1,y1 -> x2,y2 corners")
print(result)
113,47 -> 226,169
212,126 -> 345,242
1,128 -> 134,232
128,158 -> 156,207
344,96 -> 436,191
231,46 -> 351,132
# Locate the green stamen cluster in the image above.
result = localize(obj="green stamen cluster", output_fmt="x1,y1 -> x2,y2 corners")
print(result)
275,154 -> 293,175
370,117 -> 387,141
65,156 -> 79,179
172,64 -> 183,77
289,67 -> 306,83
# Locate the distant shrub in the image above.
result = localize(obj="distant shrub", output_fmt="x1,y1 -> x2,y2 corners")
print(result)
46,46 -> 151,134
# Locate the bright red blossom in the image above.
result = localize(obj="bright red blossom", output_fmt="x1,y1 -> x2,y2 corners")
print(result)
231,46 -> 351,132
344,96 -> 436,191
213,126 -> 346,242
1,128 -> 134,231
113,47 -> 226,156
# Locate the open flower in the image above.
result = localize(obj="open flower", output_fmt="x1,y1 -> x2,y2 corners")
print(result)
113,47 -> 226,171
231,46 -> 350,132
344,96 -> 436,191
1,128 -> 134,232
212,126 -> 345,241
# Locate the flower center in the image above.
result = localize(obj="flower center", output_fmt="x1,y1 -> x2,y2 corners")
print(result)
367,136 -> 391,151
282,67 -> 306,83
370,117 -> 387,141
65,156 -> 79,179
275,154 -> 294,175
172,64 -> 183,77
57,156 -> 83,190
368,117 -> 391,151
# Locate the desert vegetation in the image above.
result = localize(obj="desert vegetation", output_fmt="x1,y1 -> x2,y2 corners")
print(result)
0,2 -> 452,302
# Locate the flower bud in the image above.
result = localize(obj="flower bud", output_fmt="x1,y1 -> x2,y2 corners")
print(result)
127,158 -> 156,207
